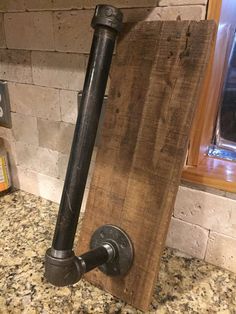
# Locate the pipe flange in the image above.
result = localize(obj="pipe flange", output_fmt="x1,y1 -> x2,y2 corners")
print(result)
90,224 -> 134,276
91,5 -> 123,33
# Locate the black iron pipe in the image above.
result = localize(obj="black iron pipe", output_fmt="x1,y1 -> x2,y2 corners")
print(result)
79,243 -> 114,273
44,7 -> 134,288
51,5 -> 123,251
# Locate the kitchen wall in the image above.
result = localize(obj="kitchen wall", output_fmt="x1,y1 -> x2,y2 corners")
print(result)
0,0 -> 207,204
2,0 -> 234,274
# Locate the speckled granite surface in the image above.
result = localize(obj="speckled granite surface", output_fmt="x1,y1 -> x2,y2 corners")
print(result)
0,190 -> 236,313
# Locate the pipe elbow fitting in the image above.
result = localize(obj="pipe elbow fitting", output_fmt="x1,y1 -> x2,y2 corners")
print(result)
44,248 -> 85,287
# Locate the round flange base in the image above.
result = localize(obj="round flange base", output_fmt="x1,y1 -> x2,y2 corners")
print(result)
90,224 -> 134,276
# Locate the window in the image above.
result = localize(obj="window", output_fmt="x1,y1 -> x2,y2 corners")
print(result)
182,0 -> 236,192
214,32 -> 236,153
208,31 -> 236,162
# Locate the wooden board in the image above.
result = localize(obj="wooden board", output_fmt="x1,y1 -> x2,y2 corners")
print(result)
76,20 -> 216,311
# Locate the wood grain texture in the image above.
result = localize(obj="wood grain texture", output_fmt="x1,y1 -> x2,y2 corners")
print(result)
76,20 -> 216,311
207,0 -> 222,23
183,157 -> 236,193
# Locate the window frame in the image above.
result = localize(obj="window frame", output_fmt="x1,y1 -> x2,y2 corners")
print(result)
182,0 -> 236,192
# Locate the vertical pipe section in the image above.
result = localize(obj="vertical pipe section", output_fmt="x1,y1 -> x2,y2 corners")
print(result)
52,5 -> 123,251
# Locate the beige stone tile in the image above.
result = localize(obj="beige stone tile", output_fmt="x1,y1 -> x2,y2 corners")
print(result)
24,0 -> 54,11
0,0 -> 25,12
122,7 -> 156,23
0,126 -> 14,142
174,186 -> 236,238
0,49 -> 32,83
82,0 -> 157,9
59,89 -> 78,124
25,0 -> 156,10
158,0 -> 207,6
205,232 -> 236,273
8,83 -> 60,121
37,172 -> 63,203
166,217 -> 209,259
25,0 -> 83,11
13,165 -> 63,203
0,14 -> 6,48
12,113 -> 38,145
58,153 -> 69,180
38,118 -> 75,154
15,142 -> 59,177
12,166 -> 39,196
54,10 -> 93,53
5,12 -> 54,51
159,5 -> 206,20
123,5 -> 206,23
32,51 -> 86,90
53,0 -> 84,9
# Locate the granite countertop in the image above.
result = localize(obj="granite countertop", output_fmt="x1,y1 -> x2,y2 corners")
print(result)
0,190 -> 236,314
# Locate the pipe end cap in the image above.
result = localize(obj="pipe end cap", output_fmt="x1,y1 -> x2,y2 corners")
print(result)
91,5 -> 123,33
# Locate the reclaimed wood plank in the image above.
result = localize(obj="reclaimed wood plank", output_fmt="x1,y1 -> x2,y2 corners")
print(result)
76,20 -> 216,311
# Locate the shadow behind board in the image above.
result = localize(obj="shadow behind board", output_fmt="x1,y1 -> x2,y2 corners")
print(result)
76,20 -> 216,311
